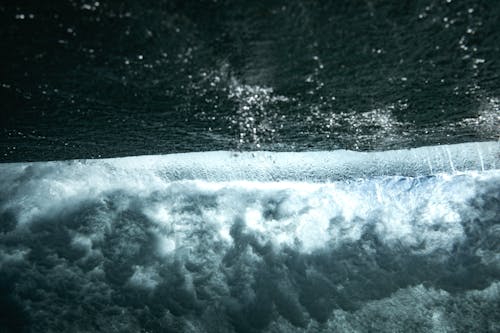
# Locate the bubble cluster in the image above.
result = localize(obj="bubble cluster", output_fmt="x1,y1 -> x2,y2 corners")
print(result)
227,79 -> 289,149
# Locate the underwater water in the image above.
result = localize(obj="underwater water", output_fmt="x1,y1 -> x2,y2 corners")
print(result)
1,1 -> 499,332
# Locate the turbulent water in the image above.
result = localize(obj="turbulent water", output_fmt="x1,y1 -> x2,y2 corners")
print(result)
0,142 -> 499,332
1,0 -> 500,332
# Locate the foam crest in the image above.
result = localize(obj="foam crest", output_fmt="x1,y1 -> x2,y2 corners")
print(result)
0,141 -> 497,225
102,141 -> 499,181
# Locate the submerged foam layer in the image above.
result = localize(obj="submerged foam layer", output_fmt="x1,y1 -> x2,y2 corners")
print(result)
0,142 -> 499,332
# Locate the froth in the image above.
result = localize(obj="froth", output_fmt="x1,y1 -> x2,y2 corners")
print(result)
0,143 -> 498,332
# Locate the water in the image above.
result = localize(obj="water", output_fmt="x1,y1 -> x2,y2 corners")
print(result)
1,143 -> 499,332
1,0 -> 499,160
1,1 -> 500,332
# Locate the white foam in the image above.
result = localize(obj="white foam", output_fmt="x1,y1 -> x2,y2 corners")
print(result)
1,142 -> 498,183
0,142 -> 498,255
0,144 -> 498,332
56,171 -> 495,255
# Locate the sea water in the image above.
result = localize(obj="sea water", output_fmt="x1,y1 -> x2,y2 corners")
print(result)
1,1 -> 500,332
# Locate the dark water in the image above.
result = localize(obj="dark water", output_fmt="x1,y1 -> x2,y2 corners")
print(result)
1,1 -> 500,333
1,0 -> 499,161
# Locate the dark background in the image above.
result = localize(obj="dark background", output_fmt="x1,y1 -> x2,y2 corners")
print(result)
1,0 -> 499,161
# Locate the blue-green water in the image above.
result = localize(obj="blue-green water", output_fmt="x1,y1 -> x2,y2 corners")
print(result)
0,1 -> 499,332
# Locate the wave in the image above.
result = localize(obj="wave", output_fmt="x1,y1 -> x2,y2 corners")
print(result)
0,141 -> 499,332
1,141 -> 498,181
